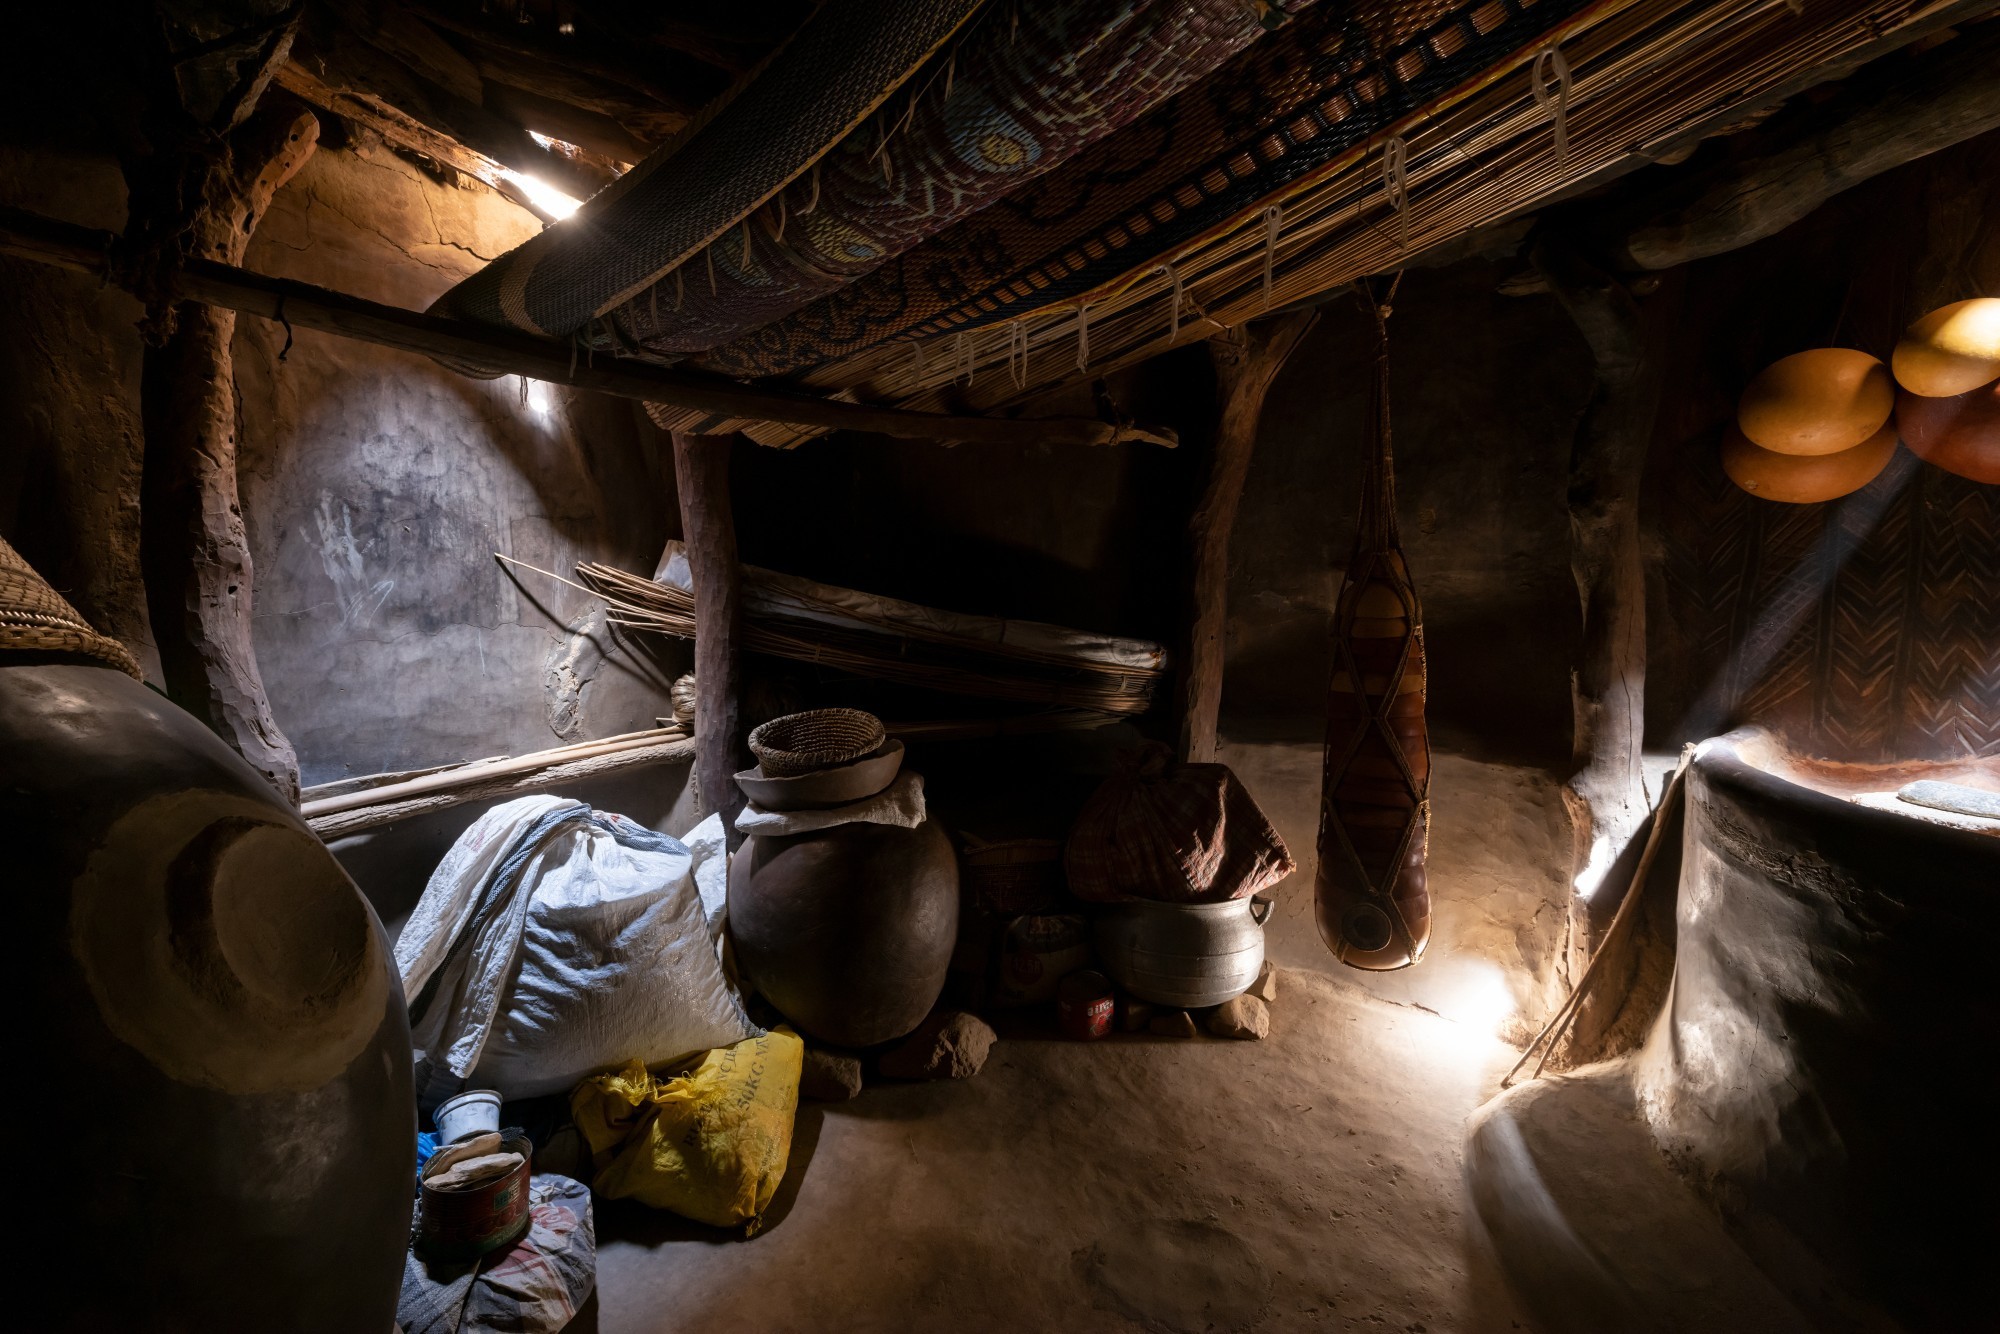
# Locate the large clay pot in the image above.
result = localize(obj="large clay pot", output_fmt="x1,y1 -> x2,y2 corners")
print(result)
728,817 -> 959,1047
1093,897 -> 1273,1008
4,659 -> 413,1332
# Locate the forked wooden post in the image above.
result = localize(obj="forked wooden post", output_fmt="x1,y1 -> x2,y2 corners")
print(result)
673,431 -> 751,848
134,107 -> 320,805
1176,310 -> 1319,764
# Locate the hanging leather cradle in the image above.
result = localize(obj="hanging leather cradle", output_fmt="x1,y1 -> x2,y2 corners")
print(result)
1314,281 -> 1431,970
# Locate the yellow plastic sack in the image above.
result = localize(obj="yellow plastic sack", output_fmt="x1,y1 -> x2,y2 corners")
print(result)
571,1028 -> 803,1232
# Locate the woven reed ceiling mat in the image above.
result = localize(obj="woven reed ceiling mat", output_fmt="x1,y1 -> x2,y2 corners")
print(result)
690,0 -> 1594,381
435,0 -> 985,339
648,0 -> 1980,446
590,0 -> 1299,363
438,0 -> 1295,349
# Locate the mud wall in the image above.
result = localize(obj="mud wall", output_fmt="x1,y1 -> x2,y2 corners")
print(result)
232,136 -> 682,785
0,123 -> 685,797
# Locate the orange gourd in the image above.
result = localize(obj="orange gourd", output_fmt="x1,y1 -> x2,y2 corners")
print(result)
1721,423 -> 1897,502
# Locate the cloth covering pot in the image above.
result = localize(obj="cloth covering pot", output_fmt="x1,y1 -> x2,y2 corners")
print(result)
397,1174 -> 596,1334
1066,741 -> 1293,904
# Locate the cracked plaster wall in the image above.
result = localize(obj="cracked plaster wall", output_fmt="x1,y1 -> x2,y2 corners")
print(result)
235,138 -> 683,786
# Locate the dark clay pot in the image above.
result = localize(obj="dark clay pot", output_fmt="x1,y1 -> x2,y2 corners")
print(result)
3,661 -> 412,1333
728,816 -> 959,1048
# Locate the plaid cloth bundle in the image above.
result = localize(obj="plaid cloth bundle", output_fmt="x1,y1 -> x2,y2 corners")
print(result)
1065,742 -> 1294,904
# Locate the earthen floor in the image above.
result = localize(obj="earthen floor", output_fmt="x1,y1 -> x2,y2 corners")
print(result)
589,964 -> 1539,1334
583,739 -> 1580,1333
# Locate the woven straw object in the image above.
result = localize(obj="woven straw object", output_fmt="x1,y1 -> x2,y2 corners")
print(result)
0,535 -> 140,677
749,709 -> 886,778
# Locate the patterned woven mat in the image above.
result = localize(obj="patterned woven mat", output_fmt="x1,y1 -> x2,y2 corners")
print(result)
0,535 -> 140,677
692,0 -> 1593,379
436,0 -> 984,337
660,0 -> 1962,448
591,0 -> 1292,362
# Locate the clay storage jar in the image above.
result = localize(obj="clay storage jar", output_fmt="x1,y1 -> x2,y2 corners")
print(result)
1,539 -> 412,1333
728,710 -> 959,1048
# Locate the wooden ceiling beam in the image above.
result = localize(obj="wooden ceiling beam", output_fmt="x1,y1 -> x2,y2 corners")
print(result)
410,4 -> 706,114
0,207 -> 1176,450
1617,23 -> 2000,271
482,82 -> 652,164
270,61 -> 542,216
284,13 -> 613,198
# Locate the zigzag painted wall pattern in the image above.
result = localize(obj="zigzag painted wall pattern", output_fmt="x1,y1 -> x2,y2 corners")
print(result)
1653,441 -> 1999,763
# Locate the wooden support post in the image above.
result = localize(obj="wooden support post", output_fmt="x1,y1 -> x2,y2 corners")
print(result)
1531,242 -> 1679,1038
135,106 -> 320,805
1176,310 -> 1319,764
673,431 -> 750,848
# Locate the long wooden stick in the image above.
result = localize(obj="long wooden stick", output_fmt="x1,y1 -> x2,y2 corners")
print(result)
0,206 -> 1176,450
305,732 -> 696,840
1503,746 -> 1694,1087
301,725 -> 689,819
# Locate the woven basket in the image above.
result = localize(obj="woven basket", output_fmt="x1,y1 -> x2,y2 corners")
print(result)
0,536 -> 140,677
748,708 -> 886,777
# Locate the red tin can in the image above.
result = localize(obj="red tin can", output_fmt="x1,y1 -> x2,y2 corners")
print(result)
417,1131 -> 534,1262
1057,969 -> 1115,1040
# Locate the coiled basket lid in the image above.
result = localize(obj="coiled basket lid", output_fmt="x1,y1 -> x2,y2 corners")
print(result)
0,535 -> 140,677
749,708 -> 887,777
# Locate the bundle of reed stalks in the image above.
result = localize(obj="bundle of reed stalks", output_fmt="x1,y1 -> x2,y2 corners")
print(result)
567,559 -> 1162,717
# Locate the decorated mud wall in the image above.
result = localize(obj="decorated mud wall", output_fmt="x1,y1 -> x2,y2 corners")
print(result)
1643,133 -> 1999,764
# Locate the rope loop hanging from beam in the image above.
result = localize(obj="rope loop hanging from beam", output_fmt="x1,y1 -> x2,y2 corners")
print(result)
1380,137 -> 1410,252
1531,43 -> 1575,170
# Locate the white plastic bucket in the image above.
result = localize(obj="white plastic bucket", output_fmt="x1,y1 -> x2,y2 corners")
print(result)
434,1088 -> 502,1144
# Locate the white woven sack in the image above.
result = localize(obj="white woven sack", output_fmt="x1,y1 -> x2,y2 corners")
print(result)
400,797 -> 756,1101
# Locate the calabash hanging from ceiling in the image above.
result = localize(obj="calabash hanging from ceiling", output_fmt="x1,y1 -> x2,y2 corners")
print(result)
1315,281 -> 1430,972
1895,381 -> 2000,484
1892,297 -> 2000,399
1721,421 -> 1898,503
1736,348 -> 1895,456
